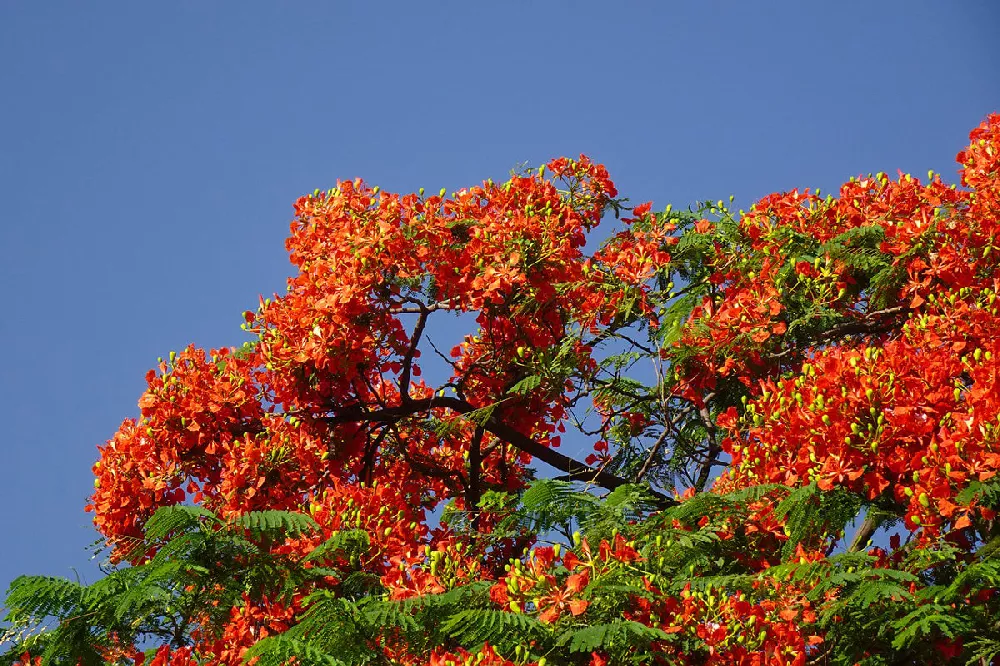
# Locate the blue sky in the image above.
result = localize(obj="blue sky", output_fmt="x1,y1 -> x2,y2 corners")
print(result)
0,1 -> 997,593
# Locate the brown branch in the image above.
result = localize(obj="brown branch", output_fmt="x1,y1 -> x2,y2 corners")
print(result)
693,403 -> 720,492
467,426 -> 485,530
770,306 -> 908,360
360,427 -> 389,486
390,298 -> 459,314
634,400 -> 701,483
398,305 -> 429,401
396,438 -> 467,490
848,513 -> 880,553
634,427 -> 671,483
323,396 -> 676,506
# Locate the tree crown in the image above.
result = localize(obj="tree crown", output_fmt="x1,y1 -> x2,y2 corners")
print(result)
6,115 -> 1000,666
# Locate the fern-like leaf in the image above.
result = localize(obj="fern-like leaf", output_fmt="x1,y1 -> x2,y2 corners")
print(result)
144,505 -> 219,540
557,620 -> 678,654
232,510 -> 320,539
441,609 -> 547,649
4,576 -> 83,625
303,530 -> 370,563
243,635 -> 349,666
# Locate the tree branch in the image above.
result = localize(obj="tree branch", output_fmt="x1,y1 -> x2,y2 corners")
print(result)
323,396 -> 677,506
467,426 -> 485,530
361,427 -> 390,486
693,403 -> 720,492
848,513 -> 880,553
634,426 -> 671,483
390,298 -> 459,315
398,305 -> 429,401
634,398 -> 701,484
770,306 -> 908,359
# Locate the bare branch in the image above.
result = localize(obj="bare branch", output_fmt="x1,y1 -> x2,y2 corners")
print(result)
633,427 -> 671,484
390,298 -> 459,315
467,426 -> 485,530
323,395 -> 677,506
770,306 -> 908,359
361,427 -> 390,486
399,305 -> 430,401
693,403 -> 721,492
848,513 -> 880,553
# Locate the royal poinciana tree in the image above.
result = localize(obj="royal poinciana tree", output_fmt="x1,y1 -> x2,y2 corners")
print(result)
6,115 -> 1000,666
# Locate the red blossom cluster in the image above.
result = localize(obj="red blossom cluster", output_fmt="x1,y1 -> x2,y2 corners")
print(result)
70,116 -> 1000,664
713,115 -> 1000,541
84,155 -> 682,662
483,530 -> 825,665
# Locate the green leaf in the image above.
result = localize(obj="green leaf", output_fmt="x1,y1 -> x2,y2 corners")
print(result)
232,510 -> 320,539
144,505 -> 219,540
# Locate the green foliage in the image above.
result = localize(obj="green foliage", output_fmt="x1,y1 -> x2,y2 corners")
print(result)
441,609 -> 548,651
8,190 -> 1000,664
243,636 -> 350,666
303,530 -> 371,564
232,510 -> 321,539
556,621 -> 677,657
143,505 -> 219,540
6,475 -> 1000,665
518,479 -> 598,536
1,507 -> 340,666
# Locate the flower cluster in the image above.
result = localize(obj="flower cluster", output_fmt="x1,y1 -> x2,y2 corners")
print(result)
712,115 -> 1000,541
69,115 -> 1000,664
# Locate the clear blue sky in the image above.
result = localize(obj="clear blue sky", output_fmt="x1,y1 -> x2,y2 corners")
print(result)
1,2 -> 996,593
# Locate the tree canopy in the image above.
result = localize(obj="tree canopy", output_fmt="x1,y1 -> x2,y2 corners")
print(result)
5,115 -> 1000,666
